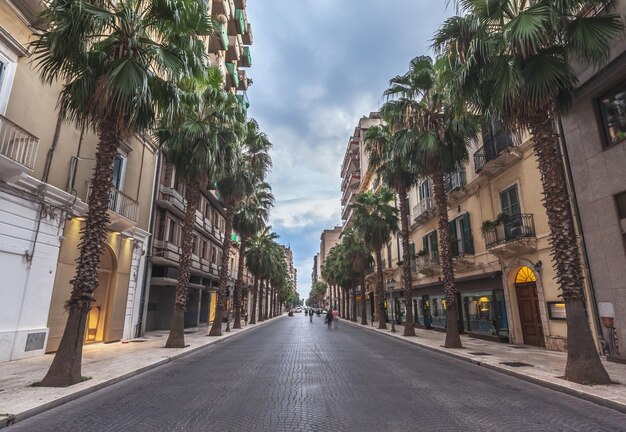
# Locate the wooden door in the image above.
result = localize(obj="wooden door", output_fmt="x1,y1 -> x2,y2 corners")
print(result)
515,283 -> 545,347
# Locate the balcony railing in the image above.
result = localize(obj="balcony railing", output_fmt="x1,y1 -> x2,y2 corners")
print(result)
413,197 -> 433,219
416,253 -> 439,275
473,130 -> 517,173
88,183 -> 140,222
0,114 -> 38,170
444,169 -> 466,194
484,213 -> 536,249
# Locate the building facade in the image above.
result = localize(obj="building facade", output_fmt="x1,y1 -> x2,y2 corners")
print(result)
0,0 -> 156,360
338,111 -> 601,352
560,1 -> 626,362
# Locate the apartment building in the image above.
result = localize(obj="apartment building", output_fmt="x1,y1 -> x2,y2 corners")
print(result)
0,1 -> 156,360
560,0 -> 626,362
208,0 -> 253,105
340,111 -> 600,352
317,226 -> 342,307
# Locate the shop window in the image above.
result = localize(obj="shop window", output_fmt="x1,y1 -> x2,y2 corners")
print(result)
450,213 -> 474,256
430,295 -> 447,328
599,84 -> 626,148
462,290 -> 509,339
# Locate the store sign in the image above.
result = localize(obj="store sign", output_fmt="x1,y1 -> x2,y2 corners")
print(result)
547,301 -> 566,320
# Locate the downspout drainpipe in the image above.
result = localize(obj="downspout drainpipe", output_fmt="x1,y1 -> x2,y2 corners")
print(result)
135,147 -> 162,338
41,111 -> 64,184
556,115 -> 604,342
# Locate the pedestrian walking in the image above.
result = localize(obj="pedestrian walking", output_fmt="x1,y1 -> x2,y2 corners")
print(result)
325,309 -> 333,329
309,308 -> 313,323
332,308 -> 339,329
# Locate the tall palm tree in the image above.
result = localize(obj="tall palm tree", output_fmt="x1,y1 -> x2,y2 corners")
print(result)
160,70 -> 239,348
31,0 -> 210,386
209,119 -> 271,336
365,122 -> 419,336
350,189 -> 399,330
342,227 -> 371,324
434,0 -> 622,384
387,56 -> 479,348
245,229 -> 278,324
232,182 -> 274,328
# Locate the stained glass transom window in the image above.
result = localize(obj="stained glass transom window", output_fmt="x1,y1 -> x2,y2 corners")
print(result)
515,266 -> 536,283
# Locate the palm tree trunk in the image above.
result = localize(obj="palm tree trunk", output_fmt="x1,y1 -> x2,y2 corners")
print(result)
375,249 -> 387,330
41,118 -> 119,387
432,172 -> 462,348
530,113 -> 610,385
270,284 -> 275,317
398,185 -> 416,336
233,239 -> 247,329
166,178 -> 201,348
360,273 -> 368,325
209,206 -> 235,336
264,282 -> 269,320
258,279 -> 265,322
351,286 -> 357,322
249,277 -> 258,324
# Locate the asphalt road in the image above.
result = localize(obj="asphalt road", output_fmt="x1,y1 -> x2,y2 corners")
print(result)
10,315 -> 626,432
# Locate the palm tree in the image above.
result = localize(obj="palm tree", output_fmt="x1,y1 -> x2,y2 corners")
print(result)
160,70 -> 239,348
245,229 -> 278,324
31,0 -> 210,386
365,122 -> 419,336
342,227 -> 371,324
312,281 -> 328,309
350,189 -> 399,329
209,119 -> 271,336
232,182 -> 274,328
433,0 -> 622,384
387,56 -> 480,348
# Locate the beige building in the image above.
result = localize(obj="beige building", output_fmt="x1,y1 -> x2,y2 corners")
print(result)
560,0 -> 626,362
317,226 -> 342,307
339,111 -> 600,352
0,0 -> 156,359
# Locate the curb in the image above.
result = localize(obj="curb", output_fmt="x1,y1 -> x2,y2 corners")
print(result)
2,315 -> 285,429
343,319 -> 626,415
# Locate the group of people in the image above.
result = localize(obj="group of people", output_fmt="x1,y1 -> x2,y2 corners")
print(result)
305,307 -> 340,329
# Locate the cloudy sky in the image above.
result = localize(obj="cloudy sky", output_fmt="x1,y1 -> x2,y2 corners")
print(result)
245,1 -> 452,300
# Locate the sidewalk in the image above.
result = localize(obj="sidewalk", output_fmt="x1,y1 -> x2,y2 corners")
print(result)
0,316 -> 284,428
344,319 -> 626,413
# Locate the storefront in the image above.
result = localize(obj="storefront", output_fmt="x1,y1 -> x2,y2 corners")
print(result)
410,272 -> 509,342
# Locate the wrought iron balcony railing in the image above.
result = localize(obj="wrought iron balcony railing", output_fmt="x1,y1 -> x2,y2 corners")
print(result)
473,130 -> 517,173
88,183 -> 140,222
444,169 -> 466,194
0,114 -> 38,170
484,213 -> 536,249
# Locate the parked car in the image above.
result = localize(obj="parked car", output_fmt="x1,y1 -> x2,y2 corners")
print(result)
295,307 -> 302,313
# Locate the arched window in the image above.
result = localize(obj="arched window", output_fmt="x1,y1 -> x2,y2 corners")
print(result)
515,266 -> 536,283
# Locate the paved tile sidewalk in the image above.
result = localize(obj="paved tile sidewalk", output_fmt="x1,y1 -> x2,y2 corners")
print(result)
0,316 -> 284,428
344,319 -> 626,413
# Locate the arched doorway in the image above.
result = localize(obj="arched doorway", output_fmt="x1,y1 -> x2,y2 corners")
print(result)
514,266 -> 545,347
85,245 -> 116,343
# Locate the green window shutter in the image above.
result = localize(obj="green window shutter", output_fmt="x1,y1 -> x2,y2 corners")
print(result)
431,231 -> 438,260
462,213 -> 474,255
409,242 -> 415,259
449,220 -> 458,257
422,235 -> 429,254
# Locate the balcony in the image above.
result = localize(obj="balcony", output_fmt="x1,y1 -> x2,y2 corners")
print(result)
237,69 -> 249,91
87,184 -> 140,231
209,22 -> 229,52
240,46 -> 252,67
484,213 -> 537,257
236,92 -> 250,110
225,62 -> 239,89
444,169 -> 467,204
234,9 -> 247,35
473,130 -> 521,176
242,23 -> 253,45
0,114 -> 39,181
212,0 -> 232,17
413,198 -> 435,226
234,0 -> 246,8
416,254 -> 440,276
226,34 -> 242,62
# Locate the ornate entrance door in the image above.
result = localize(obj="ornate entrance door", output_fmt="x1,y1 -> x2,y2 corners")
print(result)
515,283 -> 545,347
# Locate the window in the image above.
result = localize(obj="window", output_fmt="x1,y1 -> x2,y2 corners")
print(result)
599,84 -> 626,147
111,155 -> 124,189
0,46 -> 17,115
167,220 -> 177,244
211,245 -> 217,264
499,185 -> 521,216
192,235 -> 198,255
387,243 -> 392,268
201,240 -> 208,259
422,231 -> 438,262
418,178 -> 431,202
450,213 -> 474,256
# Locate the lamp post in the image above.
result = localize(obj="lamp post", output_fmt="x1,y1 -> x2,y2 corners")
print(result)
387,278 -> 396,333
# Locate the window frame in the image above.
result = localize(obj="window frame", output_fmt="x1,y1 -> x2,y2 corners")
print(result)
598,81 -> 626,149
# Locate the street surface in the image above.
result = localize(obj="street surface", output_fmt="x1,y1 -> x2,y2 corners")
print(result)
10,315 -> 626,431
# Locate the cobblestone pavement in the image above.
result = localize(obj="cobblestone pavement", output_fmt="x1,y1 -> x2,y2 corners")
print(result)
9,315 -> 626,432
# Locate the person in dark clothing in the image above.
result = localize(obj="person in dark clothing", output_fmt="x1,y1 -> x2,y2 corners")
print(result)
325,309 -> 333,329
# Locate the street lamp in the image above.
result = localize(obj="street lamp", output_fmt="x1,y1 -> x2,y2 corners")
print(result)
387,278 -> 397,333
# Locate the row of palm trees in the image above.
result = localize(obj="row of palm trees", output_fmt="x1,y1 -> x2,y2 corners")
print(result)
326,0 -> 623,385
31,0 -> 291,387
